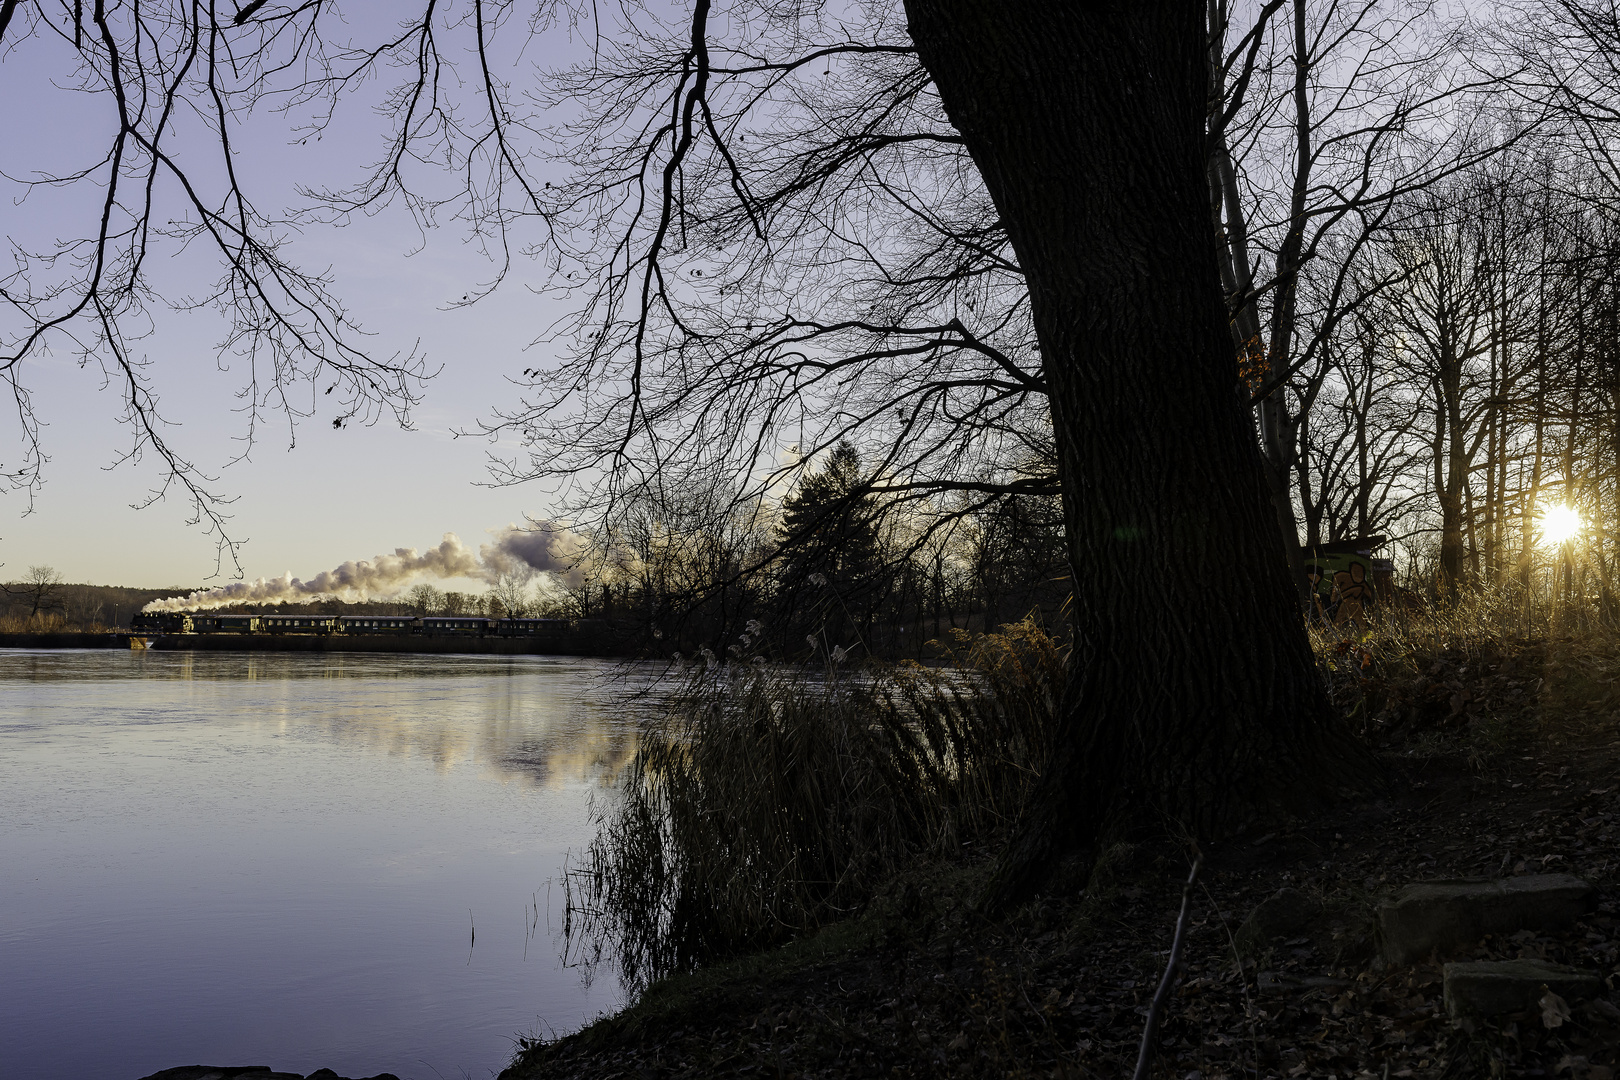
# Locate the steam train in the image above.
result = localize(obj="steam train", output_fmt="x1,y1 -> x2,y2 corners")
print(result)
129,612 -> 573,638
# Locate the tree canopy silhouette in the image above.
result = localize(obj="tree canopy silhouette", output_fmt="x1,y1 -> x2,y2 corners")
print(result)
0,0 -> 1402,901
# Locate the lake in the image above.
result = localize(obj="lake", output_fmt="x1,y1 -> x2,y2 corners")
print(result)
0,649 -> 644,1080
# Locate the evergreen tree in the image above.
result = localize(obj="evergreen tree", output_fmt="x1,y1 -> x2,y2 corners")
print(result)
774,443 -> 885,653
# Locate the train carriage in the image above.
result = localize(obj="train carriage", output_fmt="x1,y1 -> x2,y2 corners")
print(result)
189,614 -> 259,634
259,614 -> 339,634
418,617 -> 492,635
337,616 -> 420,636
494,618 -> 570,637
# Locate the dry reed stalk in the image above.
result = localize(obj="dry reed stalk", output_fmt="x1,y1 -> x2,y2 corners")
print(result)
566,619 -> 1066,989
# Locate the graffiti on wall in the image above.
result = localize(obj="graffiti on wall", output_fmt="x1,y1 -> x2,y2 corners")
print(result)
1304,539 -> 1393,631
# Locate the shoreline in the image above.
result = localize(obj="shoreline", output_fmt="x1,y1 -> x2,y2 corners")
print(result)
0,631 -> 637,657
500,636 -> 1620,1079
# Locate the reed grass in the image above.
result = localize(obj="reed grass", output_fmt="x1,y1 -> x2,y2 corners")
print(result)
572,585 -> 1617,992
0,613 -> 78,633
1306,576 -> 1620,781
564,619 -> 1065,990
1308,576 -> 1620,696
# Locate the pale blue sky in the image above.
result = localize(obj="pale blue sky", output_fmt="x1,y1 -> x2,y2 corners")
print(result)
0,7 -> 584,590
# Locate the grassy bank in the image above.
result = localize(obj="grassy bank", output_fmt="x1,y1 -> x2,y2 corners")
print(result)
504,613 -> 1620,1079
559,621 -> 1063,990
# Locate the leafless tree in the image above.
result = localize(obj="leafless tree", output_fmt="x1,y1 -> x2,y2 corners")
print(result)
5,562 -> 66,621
1207,0 -> 1536,600
1292,301 -> 1429,547
2,0 -> 1414,904
404,582 -> 443,615
488,570 -> 534,617
0,2 -> 432,570
448,1 -> 1053,551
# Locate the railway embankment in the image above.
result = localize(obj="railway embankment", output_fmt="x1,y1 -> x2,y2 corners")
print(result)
0,630 -> 638,656
0,632 -> 127,649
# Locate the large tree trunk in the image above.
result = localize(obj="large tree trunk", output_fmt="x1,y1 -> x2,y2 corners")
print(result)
903,0 -> 1381,907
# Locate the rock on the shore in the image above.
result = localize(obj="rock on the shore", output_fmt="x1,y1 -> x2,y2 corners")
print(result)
136,1068 -> 401,1080
1235,887 -> 1322,956
1442,959 -> 1605,1018
1377,874 -> 1596,964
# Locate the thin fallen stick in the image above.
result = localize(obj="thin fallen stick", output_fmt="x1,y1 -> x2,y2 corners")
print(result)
1133,849 -> 1205,1080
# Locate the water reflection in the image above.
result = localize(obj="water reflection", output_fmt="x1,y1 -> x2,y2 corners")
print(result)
0,649 -> 645,788
0,649 -> 650,1080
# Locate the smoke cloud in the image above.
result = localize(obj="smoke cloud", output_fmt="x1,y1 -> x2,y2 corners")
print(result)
144,524 -> 593,612
479,522 -> 589,588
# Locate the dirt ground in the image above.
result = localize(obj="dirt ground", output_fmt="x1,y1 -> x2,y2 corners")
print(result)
503,635 -> 1620,1080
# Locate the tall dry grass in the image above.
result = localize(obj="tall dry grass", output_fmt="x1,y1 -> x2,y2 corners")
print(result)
564,619 -> 1064,989
571,585 -> 1610,991
1309,574 -> 1619,689
1308,576 -> 1620,772
0,613 -> 78,634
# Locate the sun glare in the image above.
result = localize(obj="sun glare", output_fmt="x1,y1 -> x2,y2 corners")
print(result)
1539,503 -> 1583,547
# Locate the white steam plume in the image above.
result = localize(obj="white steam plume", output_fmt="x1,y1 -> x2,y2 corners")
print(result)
479,522 -> 590,589
142,522 -> 620,613
146,533 -> 487,612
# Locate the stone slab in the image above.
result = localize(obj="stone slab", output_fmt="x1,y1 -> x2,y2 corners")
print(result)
1377,874 -> 1596,964
1442,959 -> 1605,1018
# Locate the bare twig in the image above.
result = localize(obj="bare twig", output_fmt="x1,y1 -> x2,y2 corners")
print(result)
1133,849 -> 1205,1080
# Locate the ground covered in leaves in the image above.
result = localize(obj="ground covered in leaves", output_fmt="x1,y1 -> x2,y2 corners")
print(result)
502,636 -> 1620,1079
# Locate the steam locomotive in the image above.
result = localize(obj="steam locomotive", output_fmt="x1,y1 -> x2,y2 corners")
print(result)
129,612 -> 573,638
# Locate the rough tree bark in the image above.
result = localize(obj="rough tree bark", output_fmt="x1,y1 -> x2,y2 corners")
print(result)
902,0 -> 1382,907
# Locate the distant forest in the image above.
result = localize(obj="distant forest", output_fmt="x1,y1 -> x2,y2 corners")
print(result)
0,575 -> 198,633
0,581 -> 462,634
17,1 -> 1620,655
0,441 -> 1069,657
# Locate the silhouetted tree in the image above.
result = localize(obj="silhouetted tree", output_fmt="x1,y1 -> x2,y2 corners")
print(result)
2,0 -> 1397,905
6,564 -> 66,623
405,584 -> 444,615
773,442 -> 888,652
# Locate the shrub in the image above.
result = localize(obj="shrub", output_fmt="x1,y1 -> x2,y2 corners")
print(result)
565,619 -> 1064,989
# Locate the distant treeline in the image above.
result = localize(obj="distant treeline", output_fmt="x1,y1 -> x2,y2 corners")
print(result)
4,441 -> 1068,657
0,577 -> 195,633
0,578 -> 431,634
516,442 -> 1072,661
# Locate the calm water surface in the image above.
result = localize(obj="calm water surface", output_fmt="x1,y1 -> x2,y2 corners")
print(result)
0,649 -> 644,1080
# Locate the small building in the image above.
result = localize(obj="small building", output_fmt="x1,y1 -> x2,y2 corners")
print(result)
1303,536 -> 1395,629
